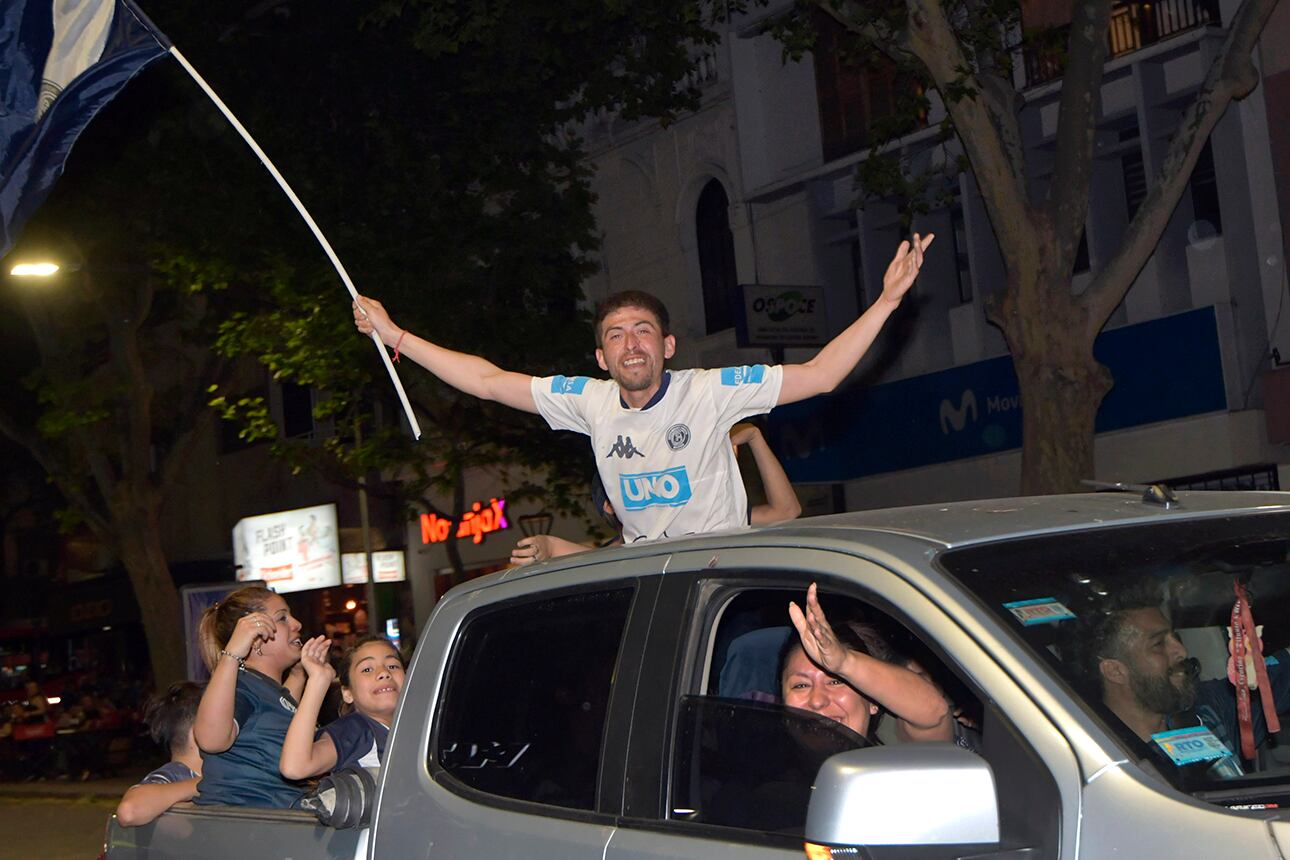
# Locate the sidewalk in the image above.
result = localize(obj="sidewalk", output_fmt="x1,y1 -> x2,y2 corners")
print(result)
0,765 -> 151,804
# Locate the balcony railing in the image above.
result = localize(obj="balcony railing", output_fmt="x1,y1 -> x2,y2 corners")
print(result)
1021,0 -> 1220,88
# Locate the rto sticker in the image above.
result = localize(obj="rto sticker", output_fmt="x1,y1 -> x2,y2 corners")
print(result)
1002,597 -> 1076,626
1152,726 -> 1232,766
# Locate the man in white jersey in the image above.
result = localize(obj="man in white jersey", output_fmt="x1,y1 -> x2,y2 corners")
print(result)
353,234 -> 931,542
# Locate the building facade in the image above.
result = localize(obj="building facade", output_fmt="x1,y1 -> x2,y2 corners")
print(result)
576,0 -> 1290,511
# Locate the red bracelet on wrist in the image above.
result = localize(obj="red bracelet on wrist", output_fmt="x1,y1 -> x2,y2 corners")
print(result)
392,330 -> 407,363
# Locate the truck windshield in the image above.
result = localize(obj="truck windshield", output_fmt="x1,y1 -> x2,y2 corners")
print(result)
940,509 -> 1290,806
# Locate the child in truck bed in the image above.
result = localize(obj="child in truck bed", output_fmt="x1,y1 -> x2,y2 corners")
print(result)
280,635 -> 405,779
115,681 -> 205,826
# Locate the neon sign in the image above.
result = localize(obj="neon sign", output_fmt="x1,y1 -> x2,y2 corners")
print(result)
420,498 -> 509,545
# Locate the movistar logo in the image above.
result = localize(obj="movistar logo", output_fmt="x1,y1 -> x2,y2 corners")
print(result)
939,390 -> 978,434
606,435 -> 645,459
619,466 -> 693,510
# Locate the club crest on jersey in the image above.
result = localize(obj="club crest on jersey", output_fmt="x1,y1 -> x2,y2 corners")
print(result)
619,466 -> 692,511
720,365 -> 765,386
666,423 -> 690,451
280,696 -> 298,714
550,375 -> 590,395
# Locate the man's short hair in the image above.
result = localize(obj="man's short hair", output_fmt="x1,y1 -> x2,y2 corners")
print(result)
592,291 -> 670,348
1070,578 -> 1165,689
143,681 -> 205,754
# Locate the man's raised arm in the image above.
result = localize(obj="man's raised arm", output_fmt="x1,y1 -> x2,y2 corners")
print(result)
778,234 -> 933,406
353,295 -> 538,414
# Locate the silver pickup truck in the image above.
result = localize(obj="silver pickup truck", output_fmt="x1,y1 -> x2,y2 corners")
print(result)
105,490 -> 1290,859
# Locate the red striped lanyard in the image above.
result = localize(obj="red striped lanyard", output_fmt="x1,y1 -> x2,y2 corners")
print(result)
1231,580 -> 1279,760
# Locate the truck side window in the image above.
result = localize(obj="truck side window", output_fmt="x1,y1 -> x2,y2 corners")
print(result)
433,587 -> 633,812
664,583 -> 1058,857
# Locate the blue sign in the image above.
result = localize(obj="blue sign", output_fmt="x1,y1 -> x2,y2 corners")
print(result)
768,306 -> 1228,482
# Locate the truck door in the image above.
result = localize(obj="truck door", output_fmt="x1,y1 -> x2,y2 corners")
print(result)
371,565 -> 660,860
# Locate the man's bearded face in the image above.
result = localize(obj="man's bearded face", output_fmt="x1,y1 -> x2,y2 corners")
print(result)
1127,654 -> 1198,715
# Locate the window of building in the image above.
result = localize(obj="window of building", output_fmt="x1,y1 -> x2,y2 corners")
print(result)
217,387 -> 270,455
1120,127 -> 1147,220
811,11 -> 920,163
280,382 -> 315,439
1189,139 -> 1222,237
1075,230 -> 1091,274
696,179 -> 739,334
432,587 -> 634,812
951,205 -> 973,303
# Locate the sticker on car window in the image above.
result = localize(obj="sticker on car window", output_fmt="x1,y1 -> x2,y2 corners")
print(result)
1002,597 -> 1075,625
1152,726 -> 1233,766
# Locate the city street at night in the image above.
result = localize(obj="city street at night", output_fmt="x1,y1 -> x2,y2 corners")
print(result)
0,770 -> 147,860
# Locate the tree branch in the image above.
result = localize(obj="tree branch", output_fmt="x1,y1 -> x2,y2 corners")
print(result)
903,0 -> 1030,246
1082,0 -> 1281,330
1046,0 -> 1113,249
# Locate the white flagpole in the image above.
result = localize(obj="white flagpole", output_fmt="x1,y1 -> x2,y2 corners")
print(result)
167,46 -> 423,440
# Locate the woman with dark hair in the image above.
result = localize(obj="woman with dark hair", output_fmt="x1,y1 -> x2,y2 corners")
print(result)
780,584 -> 953,743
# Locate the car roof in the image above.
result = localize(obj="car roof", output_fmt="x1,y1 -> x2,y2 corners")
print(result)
754,489 -> 1290,549
484,490 -> 1290,590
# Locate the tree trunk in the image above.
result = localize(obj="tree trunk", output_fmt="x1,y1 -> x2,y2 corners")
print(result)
111,497 -> 185,687
990,229 -> 1113,494
1013,349 -> 1111,494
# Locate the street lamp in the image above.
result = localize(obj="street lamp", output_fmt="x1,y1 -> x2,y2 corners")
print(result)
10,262 -> 65,277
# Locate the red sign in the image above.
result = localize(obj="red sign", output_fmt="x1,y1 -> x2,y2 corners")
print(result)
420,498 -> 509,545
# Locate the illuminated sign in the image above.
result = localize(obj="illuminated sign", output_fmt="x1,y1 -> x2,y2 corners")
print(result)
232,503 -> 341,594
341,550 -> 407,584
420,498 -> 509,545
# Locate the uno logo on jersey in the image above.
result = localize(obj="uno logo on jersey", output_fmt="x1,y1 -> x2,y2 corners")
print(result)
619,466 -> 693,511
550,375 -> 590,395
720,365 -> 765,386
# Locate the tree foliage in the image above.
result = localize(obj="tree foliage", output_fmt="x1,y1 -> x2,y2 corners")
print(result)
143,0 -> 728,564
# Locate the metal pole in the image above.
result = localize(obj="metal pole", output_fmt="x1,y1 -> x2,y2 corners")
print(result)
354,418 -> 381,637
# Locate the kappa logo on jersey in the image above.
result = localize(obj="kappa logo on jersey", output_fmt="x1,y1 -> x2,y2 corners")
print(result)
619,466 -> 693,511
720,365 -> 766,386
666,423 -> 690,451
550,375 -> 590,395
606,435 -> 645,459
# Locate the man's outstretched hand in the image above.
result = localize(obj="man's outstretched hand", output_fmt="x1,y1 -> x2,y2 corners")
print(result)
879,233 -> 934,306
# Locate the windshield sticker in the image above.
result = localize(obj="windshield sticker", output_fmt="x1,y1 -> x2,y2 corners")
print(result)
1152,726 -> 1233,766
1003,598 -> 1076,626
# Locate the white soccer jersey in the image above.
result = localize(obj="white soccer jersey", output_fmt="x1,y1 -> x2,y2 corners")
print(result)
531,365 -> 783,542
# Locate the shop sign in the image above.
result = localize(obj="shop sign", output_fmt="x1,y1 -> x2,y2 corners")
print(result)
232,503 -> 341,594
341,550 -> 407,584
420,498 -> 509,545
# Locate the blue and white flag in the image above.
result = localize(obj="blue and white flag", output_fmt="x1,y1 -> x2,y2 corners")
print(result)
0,0 -> 168,260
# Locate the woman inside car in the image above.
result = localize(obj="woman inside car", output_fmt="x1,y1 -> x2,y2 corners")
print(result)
780,583 -> 956,743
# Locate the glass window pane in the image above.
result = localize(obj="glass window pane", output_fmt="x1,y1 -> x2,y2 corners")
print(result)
434,587 -> 634,811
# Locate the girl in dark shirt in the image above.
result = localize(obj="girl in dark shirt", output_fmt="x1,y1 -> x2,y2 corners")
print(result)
280,636 -> 405,779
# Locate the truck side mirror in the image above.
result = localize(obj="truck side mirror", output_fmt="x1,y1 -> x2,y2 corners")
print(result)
805,743 -> 999,849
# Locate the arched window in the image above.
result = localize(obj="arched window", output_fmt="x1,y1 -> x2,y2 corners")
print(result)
696,179 -> 739,334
